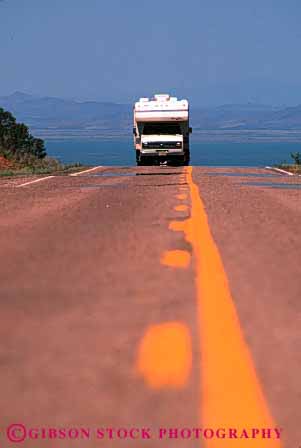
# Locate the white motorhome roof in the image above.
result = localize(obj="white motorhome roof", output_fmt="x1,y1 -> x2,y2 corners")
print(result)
134,94 -> 189,122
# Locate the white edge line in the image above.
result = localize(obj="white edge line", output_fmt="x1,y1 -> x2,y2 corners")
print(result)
265,166 -> 294,176
69,166 -> 103,176
16,176 -> 55,188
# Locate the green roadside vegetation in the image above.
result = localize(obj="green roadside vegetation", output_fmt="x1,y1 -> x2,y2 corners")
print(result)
0,107 -> 85,177
0,158 -> 85,177
277,165 -> 301,174
277,152 -> 301,174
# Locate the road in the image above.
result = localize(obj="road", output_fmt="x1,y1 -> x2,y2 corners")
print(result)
0,166 -> 300,447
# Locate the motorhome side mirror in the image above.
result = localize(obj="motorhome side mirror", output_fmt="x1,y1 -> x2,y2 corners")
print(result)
189,127 -> 192,134
133,127 -> 137,136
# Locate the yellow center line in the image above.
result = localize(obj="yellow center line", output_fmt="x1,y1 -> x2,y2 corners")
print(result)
137,167 -> 281,446
161,249 -> 191,269
183,166 -> 281,447
174,204 -> 189,212
176,193 -> 188,200
136,322 -> 192,389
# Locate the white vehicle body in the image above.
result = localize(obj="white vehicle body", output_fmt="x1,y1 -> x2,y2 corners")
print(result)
133,94 -> 191,165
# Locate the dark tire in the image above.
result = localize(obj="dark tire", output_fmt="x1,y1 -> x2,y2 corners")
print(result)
136,150 -> 143,166
184,150 -> 190,166
176,156 -> 187,166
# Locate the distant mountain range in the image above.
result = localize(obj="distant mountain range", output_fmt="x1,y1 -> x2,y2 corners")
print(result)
0,92 -> 131,131
1,91 -> 301,132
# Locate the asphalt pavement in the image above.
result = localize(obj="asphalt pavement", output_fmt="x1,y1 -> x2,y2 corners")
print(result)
0,166 -> 300,448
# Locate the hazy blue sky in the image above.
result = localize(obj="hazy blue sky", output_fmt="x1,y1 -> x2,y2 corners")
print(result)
1,0 -> 301,106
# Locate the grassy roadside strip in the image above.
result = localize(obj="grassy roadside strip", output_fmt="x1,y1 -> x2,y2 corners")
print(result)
0,156 -> 88,178
276,164 -> 301,175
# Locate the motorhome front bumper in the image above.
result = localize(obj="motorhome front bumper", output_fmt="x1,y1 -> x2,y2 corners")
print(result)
140,148 -> 184,156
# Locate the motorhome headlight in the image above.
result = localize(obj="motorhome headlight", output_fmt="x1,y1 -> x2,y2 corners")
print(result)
176,142 -> 182,148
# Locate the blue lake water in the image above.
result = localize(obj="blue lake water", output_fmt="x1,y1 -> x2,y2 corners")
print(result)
45,138 -> 300,167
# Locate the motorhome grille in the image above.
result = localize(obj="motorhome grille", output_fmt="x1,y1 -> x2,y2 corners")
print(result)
143,142 -> 181,149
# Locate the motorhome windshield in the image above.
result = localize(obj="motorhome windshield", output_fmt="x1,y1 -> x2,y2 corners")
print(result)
142,123 -> 182,135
